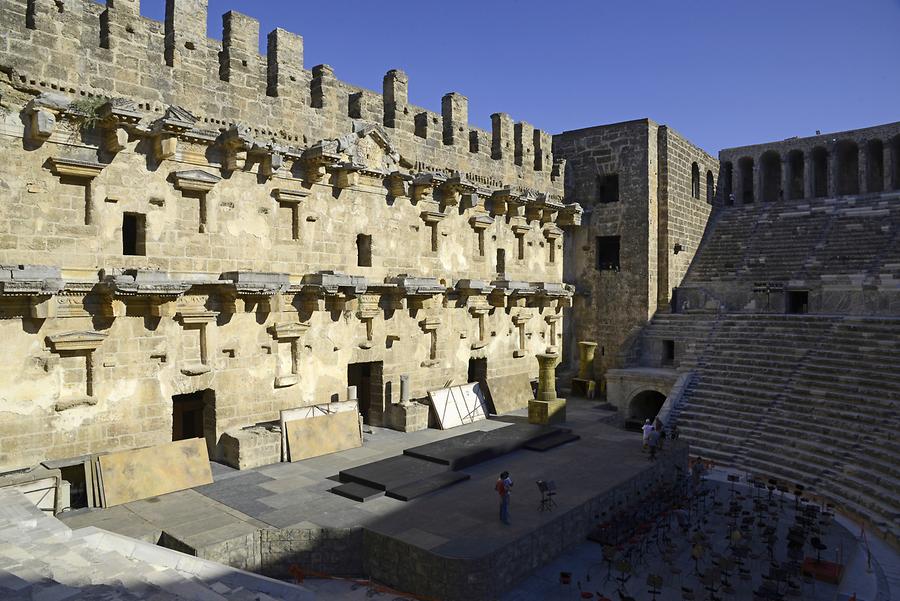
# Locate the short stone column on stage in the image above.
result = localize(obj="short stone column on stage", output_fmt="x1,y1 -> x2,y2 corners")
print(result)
386,374 -> 429,432
571,341 -> 598,399
528,352 -> 566,424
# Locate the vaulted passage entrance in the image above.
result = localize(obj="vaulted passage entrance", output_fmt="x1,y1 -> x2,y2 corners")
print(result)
760,150 -> 781,202
628,390 -> 667,423
172,389 -> 216,454
348,361 -> 383,424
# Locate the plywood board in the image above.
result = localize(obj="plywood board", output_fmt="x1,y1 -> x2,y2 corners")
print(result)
0,478 -> 58,514
485,374 -> 534,414
427,382 -> 488,429
98,438 -> 213,507
285,410 -> 362,462
280,401 -> 359,461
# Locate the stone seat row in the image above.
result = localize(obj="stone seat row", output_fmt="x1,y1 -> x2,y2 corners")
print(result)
736,448 -> 899,532
740,450 -> 900,543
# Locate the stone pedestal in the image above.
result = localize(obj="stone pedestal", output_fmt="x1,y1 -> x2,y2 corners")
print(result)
576,341 -> 598,380
528,398 -> 566,425
386,401 -> 429,432
529,352 -> 566,424
572,341 -> 598,399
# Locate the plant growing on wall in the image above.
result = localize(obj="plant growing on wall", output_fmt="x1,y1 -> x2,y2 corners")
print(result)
66,96 -> 109,132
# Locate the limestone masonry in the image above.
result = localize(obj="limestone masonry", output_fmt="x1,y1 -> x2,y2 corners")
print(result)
0,0 -> 578,471
1,0 -> 898,555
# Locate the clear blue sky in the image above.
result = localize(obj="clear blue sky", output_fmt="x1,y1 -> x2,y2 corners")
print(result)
132,0 -> 900,154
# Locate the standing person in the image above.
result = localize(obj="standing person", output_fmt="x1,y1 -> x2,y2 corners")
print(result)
648,426 -> 661,460
655,417 -> 665,450
642,419 -> 653,452
496,471 -> 513,525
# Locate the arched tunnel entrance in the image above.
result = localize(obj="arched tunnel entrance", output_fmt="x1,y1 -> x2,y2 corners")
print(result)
625,390 -> 668,430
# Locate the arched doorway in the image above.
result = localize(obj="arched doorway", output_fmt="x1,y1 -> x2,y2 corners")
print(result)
760,150 -> 782,202
811,147 -> 828,197
628,390 -> 667,423
722,162 -> 734,204
706,170 -> 715,203
866,139 -> 884,193
891,135 -> 900,191
787,150 -> 804,200
835,140 -> 859,195
691,162 -> 701,199
738,157 -> 754,203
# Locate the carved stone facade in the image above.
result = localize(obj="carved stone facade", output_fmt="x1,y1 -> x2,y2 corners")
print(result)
0,0 -> 579,470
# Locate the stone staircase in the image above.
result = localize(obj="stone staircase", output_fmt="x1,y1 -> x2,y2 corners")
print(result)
0,488 -> 313,600
683,191 -> 900,284
659,314 -> 900,547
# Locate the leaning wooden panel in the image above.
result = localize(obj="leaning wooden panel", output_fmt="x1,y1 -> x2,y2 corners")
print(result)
285,411 -> 362,462
486,374 -> 534,414
98,438 -> 213,507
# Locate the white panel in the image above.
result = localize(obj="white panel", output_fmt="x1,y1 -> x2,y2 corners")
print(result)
428,382 -> 488,429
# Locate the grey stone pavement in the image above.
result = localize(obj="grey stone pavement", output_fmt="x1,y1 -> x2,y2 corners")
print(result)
54,399 -> 899,600
62,401 -> 640,555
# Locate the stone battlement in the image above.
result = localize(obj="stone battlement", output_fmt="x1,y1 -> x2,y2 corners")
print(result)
0,0 -> 563,194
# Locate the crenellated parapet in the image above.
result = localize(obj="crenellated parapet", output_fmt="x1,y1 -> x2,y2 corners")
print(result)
0,0 -> 568,198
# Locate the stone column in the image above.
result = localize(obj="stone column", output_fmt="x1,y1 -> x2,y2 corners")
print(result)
536,353 -> 559,401
529,353 -> 566,425
577,341 -> 598,380
803,154 -> 813,199
733,163 -> 743,204
399,375 -> 410,405
347,385 -> 358,404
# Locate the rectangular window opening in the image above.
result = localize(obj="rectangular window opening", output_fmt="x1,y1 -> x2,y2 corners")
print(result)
786,290 -> 809,314
663,339 -> 675,365
122,212 -> 146,256
597,174 -> 620,204
357,233 -> 372,267
596,236 -> 620,271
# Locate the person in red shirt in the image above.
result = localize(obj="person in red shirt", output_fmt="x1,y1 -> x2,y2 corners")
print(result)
496,471 -> 513,524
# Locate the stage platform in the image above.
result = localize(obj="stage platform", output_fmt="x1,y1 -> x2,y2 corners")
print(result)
59,400 -> 685,601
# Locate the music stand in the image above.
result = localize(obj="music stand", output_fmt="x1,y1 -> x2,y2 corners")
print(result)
537,480 -> 557,511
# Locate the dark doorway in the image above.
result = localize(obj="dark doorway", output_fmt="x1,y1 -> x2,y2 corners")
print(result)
722,161 -> 733,204
738,157 -> 754,203
835,140 -> 859,196
496,248 -> 506,276
348,362 -> 383,424
629,390 -> 667,422
357,233 -> 372,267
173,391 -> 206,441
867,139 -> 884,193
787,150 -> 804,200
122,212 -> 146,256
812,147 -> 828,197
786,290 -> 809,314
760,150 -> 781,202
662,340 -> 675,365
60,463 -> 88,510
892,135 -> 900,191
468,357 -> 491,412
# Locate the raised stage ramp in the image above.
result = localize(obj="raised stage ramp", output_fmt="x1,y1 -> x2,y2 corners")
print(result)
331,422 -> 573,502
